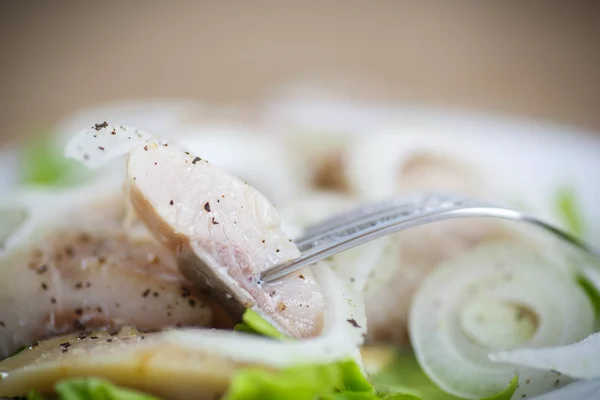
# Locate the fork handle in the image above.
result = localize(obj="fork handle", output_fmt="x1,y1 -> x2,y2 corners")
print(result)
261,196 -> 600,283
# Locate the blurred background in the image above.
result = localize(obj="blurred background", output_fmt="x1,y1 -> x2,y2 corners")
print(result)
1,1 -> 599,145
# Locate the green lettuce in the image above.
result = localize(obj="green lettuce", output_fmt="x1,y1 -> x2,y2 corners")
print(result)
228,309 -> 380,399
19,134 -> 82,187
28,378 -> 160,400
371,351 -> 518,400
233,308 -> 288,339
554,187 -> 585,238
224,359 -> 379,400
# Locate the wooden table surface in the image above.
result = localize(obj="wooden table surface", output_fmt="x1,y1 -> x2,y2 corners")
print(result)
1,1 -> 599,144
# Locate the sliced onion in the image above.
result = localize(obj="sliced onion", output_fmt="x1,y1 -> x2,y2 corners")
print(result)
342,133 -> 489,200
529,379 -> 600,400
489,332 -> 600,380
409,241 -> 595,399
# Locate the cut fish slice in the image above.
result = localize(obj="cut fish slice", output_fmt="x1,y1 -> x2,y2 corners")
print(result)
0,180 -> 221,359
66,124 -> 327,338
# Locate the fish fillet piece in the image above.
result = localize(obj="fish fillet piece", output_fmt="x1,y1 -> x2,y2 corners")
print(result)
0,181 -> 220,359
0,327 -> 236,400
126,142 -> 325,338
65,124 -> 326,338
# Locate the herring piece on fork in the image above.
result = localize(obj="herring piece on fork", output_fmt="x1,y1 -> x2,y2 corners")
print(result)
261,193 -> 600,283
66,123 -> 326,339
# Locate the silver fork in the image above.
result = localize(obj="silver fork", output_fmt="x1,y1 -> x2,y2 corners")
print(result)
260,193 -> 600,283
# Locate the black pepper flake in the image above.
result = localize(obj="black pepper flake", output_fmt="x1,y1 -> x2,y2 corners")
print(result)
41,282 -> 48,290
192,157 -> 201,164
211,217 -> 219,225
60,342 -> 71,349
90,336 -> 99,340
111,131 -> 116,135
185,151 -> 190,155
83,154 -> 90,161
74,308 -> 83,316
0,321 -> 5,327
142,288 -> 151,297
276,249 -> 280,253
554,379 -> 560,386
36,264 -> 48,274
106,338 -> 113,343
78,332 -> 88,340
180,286 -> 191,298
188,299 -> 197,308
169,200 -> 174,206
153,291 -> 159,297
163,143 -> 168,147
50,297 -> 56,304
269,291 -> 276,297
346,318 -> 361,328
94,122 -> 108,131
204,202 -> 211,212
74,282 -> 83,289
86,281 -> 92,288
261,240 -> 266,243
109,331 -> 119,336
96,306 -> 103,313
217,199 -> 220,203
154,162 -> 157,165
98,146 -> 105,151
167,312 -> 172,317
298,274 -> 305,280
144,145 -> 148,151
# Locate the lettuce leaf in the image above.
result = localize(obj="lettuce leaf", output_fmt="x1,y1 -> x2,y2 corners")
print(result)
225,359 -> 379,400
233,308 -> 289,339
228,309 -> 413,399
554,187 -> 584,238
19,134 -> 81,187
577,274 -> 600,324
27,378 -> 160,400
370,351 -> 517,400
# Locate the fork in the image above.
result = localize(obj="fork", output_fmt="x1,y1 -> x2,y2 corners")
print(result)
260,193 -> 600,283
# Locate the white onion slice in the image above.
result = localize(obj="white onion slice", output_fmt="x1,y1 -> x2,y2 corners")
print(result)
343,133 -> 488,200
409,241 -> 595,399
529,379 -> 600,400
489,332 -> 600,380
